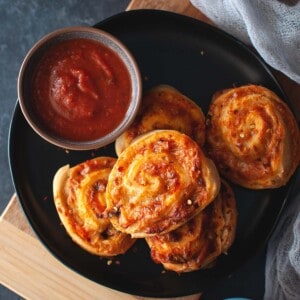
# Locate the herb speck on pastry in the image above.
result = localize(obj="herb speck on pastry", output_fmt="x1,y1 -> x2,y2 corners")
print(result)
52,157 -> 136,256
205,85 -> 300,189
115,85 -> 206,156
105,130 -> 220,238
145,179 -> 237,273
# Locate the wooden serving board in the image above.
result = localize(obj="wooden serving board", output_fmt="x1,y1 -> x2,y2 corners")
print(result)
0,196 -> 198,300
1,0 -> 299,299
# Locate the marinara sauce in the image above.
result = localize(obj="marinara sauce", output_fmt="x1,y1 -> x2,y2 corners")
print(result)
32,38 -> 131,141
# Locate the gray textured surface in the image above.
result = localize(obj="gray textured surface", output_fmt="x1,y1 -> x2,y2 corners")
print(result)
0,0 -> 129,298
0,0 -> 129,211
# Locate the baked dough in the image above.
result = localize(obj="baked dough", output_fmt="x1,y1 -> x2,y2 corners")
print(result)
53,157 -> 135,256
206,85 -> 300,189
105,130 -> 220,238
145,179 -> 237,273
115,85 -> 206,156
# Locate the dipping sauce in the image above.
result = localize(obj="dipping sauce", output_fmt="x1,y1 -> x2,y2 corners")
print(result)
32,38 -> 132,141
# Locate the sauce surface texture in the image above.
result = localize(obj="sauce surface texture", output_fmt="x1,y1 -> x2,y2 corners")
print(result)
32,38 -> 131,141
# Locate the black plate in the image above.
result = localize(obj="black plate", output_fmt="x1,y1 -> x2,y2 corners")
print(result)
9,10 -> 295,298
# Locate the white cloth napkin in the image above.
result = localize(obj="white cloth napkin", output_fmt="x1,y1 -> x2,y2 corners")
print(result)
190,0 -> 300,84
264,185 -> 300,300
190,3 -> 300,298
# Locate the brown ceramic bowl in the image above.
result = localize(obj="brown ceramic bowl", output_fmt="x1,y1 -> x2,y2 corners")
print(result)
18,26 -> 142,150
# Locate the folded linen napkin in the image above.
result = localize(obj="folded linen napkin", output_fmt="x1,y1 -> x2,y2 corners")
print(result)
190,0 -> 300,84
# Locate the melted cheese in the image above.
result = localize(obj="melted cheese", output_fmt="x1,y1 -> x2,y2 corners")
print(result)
53,157 -> 136,256
206,85 -> 300,189
105,130 -> 220,238
115,85 -> 206,156
145,179 -> 237,273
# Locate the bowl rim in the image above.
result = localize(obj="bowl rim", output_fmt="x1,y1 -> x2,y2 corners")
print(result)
17,26 -> 142,150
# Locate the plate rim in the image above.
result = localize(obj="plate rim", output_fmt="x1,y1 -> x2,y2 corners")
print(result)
8,9 -> 296,298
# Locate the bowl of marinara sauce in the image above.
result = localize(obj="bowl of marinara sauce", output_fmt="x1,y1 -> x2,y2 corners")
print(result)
18,26 -> 142,150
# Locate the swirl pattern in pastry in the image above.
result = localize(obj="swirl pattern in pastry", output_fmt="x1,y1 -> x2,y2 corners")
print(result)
206,85 -> 300,189
145,179 -> 237,273
53,157 -> 135,256
115,85 -> 206,156
105,130 -> 220,238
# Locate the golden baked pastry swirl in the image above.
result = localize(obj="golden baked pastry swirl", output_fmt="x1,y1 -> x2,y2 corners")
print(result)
206,85 -> 300,189
53,157 -> 135,256
145,179 -> 237,273
115,85 -> 206,156
105,130 -> 220,238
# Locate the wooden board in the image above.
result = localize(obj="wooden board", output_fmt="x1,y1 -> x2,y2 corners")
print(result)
1,0 -> 299,299
0,200 -> 199,300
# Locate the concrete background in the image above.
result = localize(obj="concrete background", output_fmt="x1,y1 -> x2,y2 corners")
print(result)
0,1 -> 129,298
